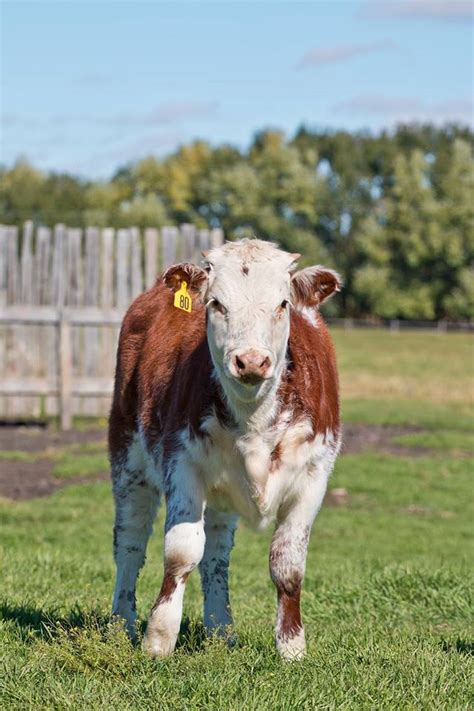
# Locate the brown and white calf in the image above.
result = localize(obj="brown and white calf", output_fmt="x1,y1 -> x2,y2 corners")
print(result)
109,239 -> 341,660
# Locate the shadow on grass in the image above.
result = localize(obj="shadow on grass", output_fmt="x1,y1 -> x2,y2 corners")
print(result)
440,638 -> 474,656
1,601 -> 210,654
0,601 -> 109,641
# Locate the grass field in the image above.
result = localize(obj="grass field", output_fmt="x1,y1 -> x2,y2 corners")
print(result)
1,329 -> 473,710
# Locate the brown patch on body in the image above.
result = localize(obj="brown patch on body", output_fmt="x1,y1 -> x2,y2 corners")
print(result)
275,309 -> 340,439
108,270 -> 232,468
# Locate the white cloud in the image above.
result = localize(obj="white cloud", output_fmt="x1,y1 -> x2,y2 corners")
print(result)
296,40 -> 395,68
333,94 -> 473,125
103,101 -> 218,127
362,1 -> 473,23
1,102 -> 218,131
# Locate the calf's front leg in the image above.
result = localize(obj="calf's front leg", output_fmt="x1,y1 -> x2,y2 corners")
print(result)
142,458 -> 206,658
269,469 -> 329,660
200,508 -> 238,636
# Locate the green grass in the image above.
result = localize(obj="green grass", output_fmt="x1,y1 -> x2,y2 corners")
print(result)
52,453 -> 109,480
0,450 -> 35,462
342,398 -> 474,430
393,429 -> 474,452
333,328 -> 473,408
1,330 -> 473,709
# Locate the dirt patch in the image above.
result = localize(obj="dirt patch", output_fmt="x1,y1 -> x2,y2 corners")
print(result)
0,422 -> 454,502
0,425 -> 105,454
0,457 -> 109,501
0,459 -> 60,500
0,426 -> 108,501
324,487 -> 349,507
342,423 -> 428,457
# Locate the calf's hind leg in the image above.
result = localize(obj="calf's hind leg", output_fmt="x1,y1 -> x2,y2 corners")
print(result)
112,468 -> 159,638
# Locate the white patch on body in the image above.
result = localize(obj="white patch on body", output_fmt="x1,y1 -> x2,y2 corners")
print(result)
182,410 -> 340,530
296,305 -> 319,328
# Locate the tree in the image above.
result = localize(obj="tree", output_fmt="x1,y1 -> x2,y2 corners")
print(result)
436,139 -> 474,318
0,159 -> 45,224
353,150 -> 442,319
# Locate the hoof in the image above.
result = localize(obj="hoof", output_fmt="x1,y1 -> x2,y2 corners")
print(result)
142,632 -> 176,658
276,628 -> 306,661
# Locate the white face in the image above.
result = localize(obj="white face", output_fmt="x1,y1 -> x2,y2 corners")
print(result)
204,242 -> 297,403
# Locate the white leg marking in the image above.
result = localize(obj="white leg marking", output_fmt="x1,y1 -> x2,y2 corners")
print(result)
142,576 -> 187,658
142,454 -> 206,658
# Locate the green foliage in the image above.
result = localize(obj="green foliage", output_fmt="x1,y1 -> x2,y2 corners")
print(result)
352,141 -> 474,319
1,124 -> 473,320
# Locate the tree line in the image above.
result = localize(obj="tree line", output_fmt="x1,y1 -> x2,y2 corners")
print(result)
1,123 -> 473,320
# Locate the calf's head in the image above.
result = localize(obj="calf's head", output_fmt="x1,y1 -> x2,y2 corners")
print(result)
164,239 -> 341,403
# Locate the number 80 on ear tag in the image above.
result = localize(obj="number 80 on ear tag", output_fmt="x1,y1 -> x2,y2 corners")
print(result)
174,281 -> 192,313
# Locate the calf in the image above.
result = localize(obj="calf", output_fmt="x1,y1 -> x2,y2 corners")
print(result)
109,239 -> 341,660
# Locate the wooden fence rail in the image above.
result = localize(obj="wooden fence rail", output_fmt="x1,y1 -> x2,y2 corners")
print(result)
0,307 -> 124,429
0,222 -> 224,424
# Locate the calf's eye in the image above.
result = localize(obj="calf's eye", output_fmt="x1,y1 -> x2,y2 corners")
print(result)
279,300 -> 289,310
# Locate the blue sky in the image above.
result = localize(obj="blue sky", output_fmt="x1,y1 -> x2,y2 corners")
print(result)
1,0 -> 472,178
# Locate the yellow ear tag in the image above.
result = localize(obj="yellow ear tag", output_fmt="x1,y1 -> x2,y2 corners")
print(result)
174,281 -> 192,313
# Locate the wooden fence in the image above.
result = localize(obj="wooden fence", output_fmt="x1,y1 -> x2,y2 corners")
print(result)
0,222 -> 224,426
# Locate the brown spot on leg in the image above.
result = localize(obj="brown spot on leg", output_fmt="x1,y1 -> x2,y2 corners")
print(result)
278,586 -> 302,640
151,568 -> 190,611
269,442 -> 282,472
152,571 -> 177,610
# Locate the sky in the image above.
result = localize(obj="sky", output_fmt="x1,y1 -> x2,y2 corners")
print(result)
1,0 -> 473,178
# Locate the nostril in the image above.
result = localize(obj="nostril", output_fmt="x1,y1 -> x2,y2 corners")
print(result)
235,356 -> 246,372
260,356 -> 271,371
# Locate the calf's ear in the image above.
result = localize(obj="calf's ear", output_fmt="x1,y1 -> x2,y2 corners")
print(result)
162,263 -> 209,298
291,266 -> 342,306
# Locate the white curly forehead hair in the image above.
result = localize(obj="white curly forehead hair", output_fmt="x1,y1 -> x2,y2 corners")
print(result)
203,239 -> 300,305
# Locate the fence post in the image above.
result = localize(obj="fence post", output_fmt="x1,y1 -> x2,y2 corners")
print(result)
58,309 -> 72,430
